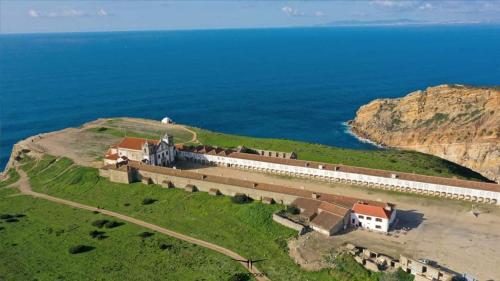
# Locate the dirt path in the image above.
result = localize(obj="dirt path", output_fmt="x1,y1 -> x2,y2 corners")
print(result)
13,168 -> 268,281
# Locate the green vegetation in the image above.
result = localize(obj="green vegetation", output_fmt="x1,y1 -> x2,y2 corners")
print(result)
191,127 -> 487,181
19,155 -> 414,281
231,193 -> 253,204
0,187 -> 250,281
87,126 -> 161,140
420,113 -> 449,128
0,169 -> 20,188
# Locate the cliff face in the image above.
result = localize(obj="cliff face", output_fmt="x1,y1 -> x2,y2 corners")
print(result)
350,85 -> 500,183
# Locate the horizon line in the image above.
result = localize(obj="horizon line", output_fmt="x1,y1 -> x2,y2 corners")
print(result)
2,22 -> 499,36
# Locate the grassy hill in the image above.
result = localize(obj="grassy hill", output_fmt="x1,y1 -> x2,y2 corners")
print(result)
6,154 -> 414,281
0,188 -> 249,281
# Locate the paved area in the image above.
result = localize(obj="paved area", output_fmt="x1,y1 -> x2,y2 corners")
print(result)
12,167 -> 268,281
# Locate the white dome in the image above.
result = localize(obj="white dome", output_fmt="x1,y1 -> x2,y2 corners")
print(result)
161,117 -> 173,124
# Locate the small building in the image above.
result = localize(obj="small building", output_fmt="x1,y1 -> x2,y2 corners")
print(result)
161,116 -> 173,124
292,197 -> 350,236
350,201 -> 396,232
400,255 -> 454,281
208,188 -> 221,196
236,146 -> 297,159
185,184 -> 197,193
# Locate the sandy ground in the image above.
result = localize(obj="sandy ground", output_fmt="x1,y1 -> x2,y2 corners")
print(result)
13,118 -> 196,168
177,162 -> 500,280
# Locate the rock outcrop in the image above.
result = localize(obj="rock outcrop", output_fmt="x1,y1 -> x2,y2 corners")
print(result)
350,85 -> 499,183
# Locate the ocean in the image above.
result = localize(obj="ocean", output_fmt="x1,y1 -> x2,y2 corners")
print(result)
1,26 -> 499,169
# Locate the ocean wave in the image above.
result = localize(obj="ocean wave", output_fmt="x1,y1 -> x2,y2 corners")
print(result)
342,122 -> 385,149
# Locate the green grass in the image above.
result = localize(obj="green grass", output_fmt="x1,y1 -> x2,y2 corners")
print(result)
0,169 -> 20,188
0,188 -> 250,281
190,127 -> 488,181
86,118 -> 195,144
20,155 -> 413,281
87,126 -> 161,140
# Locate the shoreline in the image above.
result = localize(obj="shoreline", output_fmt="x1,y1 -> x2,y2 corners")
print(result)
342,121 -> 385,149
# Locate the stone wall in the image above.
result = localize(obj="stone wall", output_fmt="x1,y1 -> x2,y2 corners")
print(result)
272,213 -> 306,234
134,168 -> 299,205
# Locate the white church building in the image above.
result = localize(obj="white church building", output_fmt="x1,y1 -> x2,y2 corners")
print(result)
104,133 -> 176,167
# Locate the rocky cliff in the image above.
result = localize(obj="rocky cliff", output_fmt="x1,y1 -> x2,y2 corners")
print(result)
350,85 -> 500,183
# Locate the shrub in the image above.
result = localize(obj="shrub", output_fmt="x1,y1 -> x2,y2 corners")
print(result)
231,194 -> 252,204
91,219 -> 109,228
5,218 -> 19,223
68,245 -> 94,254
104,221 -> 124,229
0,227 -> 5,231
142,198 -> 157,205
228,273 -> 250,281
138,231 -> 154,238
89,230 -> 108,239
0,214 -> 13,220
15,214 -> 26,218
286,205 -> 300,215
123,203 -> 130,207
159,243 -> 173,250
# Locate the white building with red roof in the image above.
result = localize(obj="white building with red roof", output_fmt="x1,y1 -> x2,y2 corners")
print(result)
350,202 -> 396,232
104,133 -> 176,167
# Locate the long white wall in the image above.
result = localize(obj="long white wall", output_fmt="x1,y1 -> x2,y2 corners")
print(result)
177,151 -> 500,205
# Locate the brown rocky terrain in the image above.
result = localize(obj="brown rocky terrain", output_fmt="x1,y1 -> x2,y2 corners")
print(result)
350,84 -> 499,183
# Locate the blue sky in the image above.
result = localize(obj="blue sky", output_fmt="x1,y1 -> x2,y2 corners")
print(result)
1,0 -> 500,34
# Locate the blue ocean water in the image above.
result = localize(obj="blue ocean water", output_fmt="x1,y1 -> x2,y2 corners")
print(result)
1,26 -> 500,169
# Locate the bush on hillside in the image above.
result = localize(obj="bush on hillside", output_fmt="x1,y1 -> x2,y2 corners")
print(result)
138,231 -> 154,238
141,198 -> 157,205
68,245 -> 94,254
104,221 -> 124,229
0,214 -> 13,220
228,273 -> 250,281
159,243 -> 173,250
5,218 -> 19,223
231,194 -> 252,204
89,230 -> 107,239
91,219 -> 109,228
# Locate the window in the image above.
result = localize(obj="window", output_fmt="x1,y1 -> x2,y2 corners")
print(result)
366,216 -> 372,220
375,225 -> 381,229
376,218 -> 382,222
358,215 -> 364,219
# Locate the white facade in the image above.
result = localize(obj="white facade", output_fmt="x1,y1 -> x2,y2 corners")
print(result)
350,210 -> 396,233
142,136 -> 176,166
177,150 -> 500,205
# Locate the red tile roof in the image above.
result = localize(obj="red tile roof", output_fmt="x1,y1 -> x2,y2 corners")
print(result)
352,202 -> 391,219
104,153 -> 118,160
116,137 -> 159,151
310,211 -> 344,231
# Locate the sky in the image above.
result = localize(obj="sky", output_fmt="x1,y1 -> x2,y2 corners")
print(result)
1,0 -> 500,34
